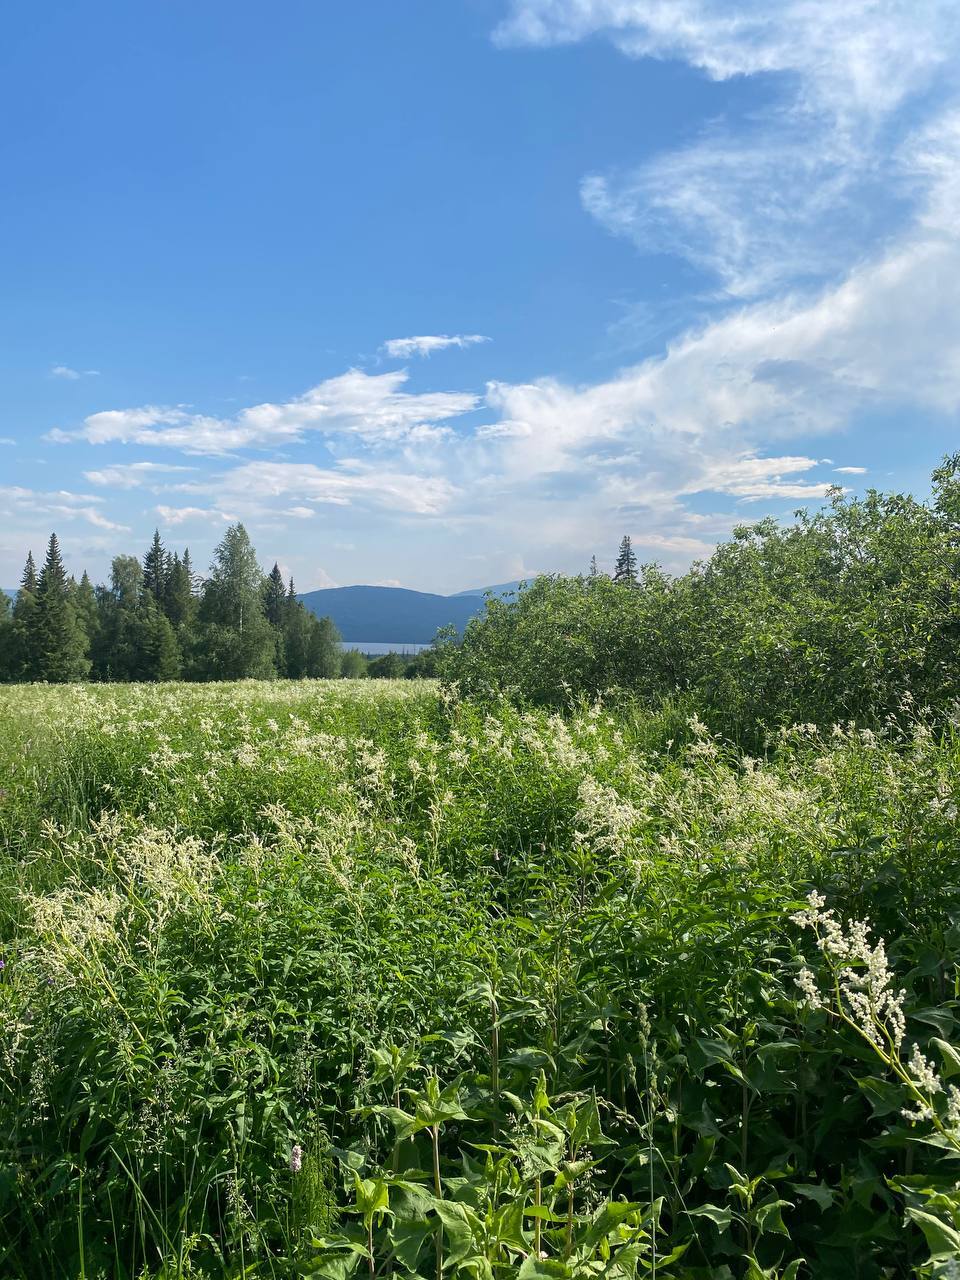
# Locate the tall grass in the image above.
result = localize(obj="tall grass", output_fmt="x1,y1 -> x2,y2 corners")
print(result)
2,681 -> 960,1276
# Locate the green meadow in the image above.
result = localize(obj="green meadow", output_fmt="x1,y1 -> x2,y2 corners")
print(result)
3,679 -> 960,1277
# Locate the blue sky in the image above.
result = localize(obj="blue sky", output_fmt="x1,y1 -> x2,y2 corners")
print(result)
2,0 -> 959,593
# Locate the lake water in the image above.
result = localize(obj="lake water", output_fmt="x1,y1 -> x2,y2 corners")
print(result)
338,641 -> 430,655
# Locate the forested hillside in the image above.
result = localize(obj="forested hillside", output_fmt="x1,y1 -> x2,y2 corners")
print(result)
0,525 -> 341,682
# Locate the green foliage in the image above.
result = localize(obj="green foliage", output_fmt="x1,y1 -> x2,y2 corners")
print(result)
2,683 -> 960,1275
32,533 -> 91,682
450,460 -> 960,743
0,526 -> 347,686
340,649 -> 369,678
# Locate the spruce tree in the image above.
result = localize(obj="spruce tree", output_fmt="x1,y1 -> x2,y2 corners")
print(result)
263,563 -> 287,627
612,535 -> 638,586
34,534 -> 90,681
589,555 -> 599,578
142,530 -> 167,605
0,584 -> 11,680
20,551 -> 37,594
10,552 -> 40,679
142,597 -> 181,680
72,571 -> 100,654
163,552 -> 196,629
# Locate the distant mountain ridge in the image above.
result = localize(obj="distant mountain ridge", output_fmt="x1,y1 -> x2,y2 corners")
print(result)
298,583 -> 523,645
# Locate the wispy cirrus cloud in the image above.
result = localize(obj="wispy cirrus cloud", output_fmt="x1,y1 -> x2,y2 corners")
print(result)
155,505 -> 233,527
500,1 -> 960,300
495,1 -> 958,117
84,462 -> 195,488
381,334 -> 490,359
50,364 -> 100,380
0,486 -> 129,531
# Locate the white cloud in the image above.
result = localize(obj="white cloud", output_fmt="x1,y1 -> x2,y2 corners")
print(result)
834,465 -> 867,474
208,461 -> 459,517
580,124 -> 874,298
495,2 -> 957,118
84,462 -> 196,488
70,370 -> 479,455
50,365 -> 100,380
0,437 -> 14,446
155,505 -> 232,527
382,334 -> 490,359
0,486 -> 129,532
500,2 -> 960,301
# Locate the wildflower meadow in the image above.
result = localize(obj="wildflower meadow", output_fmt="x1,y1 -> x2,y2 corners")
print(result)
2,678 -> 960,1277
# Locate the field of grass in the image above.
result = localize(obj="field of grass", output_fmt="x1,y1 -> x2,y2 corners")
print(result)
2,680 -> 960,1278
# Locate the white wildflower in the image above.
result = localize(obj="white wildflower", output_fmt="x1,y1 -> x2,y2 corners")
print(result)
796,967 -> 822,1010
907,1043 -> 942,1096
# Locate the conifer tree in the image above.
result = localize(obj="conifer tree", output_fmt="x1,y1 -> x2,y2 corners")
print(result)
0,585 -> 11,680
141,597 -> 181,680
33,534 -> 90,681
162,551 -> 196,629
589,555 -> 599,577
72,571 -> 100,653
142,530 -> 167,605
9,552 -> 40,679
612,535 -> 638,586
263,563 -> 287,627
20,551 -> 37,594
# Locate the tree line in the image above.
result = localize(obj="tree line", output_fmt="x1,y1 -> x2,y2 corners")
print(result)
0,524 -> 349,683
445,456 -> 960,743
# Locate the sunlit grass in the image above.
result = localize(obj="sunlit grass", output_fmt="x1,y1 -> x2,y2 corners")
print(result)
2,682 -> 960,1276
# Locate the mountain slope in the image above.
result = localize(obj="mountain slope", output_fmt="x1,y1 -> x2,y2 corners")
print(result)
298,585 -> 482,644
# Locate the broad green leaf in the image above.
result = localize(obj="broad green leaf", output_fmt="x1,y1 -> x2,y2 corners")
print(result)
687,1203 -> 733,1231
931,1037 -> 960,1079
905,1207 -> 960,1260
752,1197 -> 791,1236
517,1256 -> 570,1280
789,1182 -> 834,1212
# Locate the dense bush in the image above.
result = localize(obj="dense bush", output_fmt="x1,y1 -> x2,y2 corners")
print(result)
449,457 -> 960,742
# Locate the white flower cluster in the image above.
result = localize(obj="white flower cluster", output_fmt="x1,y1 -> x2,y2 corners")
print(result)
792,892 -> 960,1135
573,776 -> 642,859
790,891 -> 906,1049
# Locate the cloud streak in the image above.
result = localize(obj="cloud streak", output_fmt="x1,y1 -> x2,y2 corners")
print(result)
0,486 -> 129,532
50,365 -> 100,380
382,334 -> 490,359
